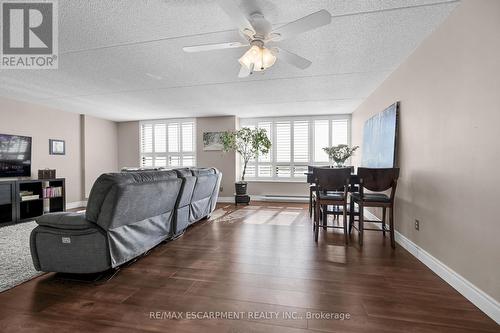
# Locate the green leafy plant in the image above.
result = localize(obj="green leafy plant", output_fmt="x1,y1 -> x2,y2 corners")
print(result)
221,127 -> 272,182
323,144 -> 359,167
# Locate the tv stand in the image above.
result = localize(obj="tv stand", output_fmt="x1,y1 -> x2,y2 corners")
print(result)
0,178 -> 66,225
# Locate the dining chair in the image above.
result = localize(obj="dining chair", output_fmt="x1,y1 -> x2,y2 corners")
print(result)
309,165 -> 333,222
312,167 -> 352,244
321,166 -> 355,222
349,167 -> 400,248
307,165 -> 316,217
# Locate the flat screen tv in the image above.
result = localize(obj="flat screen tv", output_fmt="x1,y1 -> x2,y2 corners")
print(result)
0,134 -> 32,178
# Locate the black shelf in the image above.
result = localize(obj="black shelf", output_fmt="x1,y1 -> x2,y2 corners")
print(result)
0,178 -> 66,224
41,179 -> 66,213
18,180 -> 44,221
19,199 -> 44,220
47,196 -> 64,213
0,203 -> 13,224
0,181 -> 16,224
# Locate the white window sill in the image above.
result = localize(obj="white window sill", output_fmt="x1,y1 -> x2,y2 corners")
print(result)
244,179 -> 308,184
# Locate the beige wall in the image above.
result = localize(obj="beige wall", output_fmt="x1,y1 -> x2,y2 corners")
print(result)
0,97 -> 83,202
351,0 -> 500,301
247,181 -> 308,197
83,115 -> 119,198
117,121 -> 140,169
196,117 -> 236,197
0,96 -> 119,203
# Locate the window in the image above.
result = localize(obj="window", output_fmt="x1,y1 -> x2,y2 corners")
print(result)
140,119 -> 196,168
240,115 -> 351,180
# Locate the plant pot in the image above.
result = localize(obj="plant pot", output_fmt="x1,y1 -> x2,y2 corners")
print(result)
235,181 -> 248,195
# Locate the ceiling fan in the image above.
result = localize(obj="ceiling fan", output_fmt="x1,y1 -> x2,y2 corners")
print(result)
182,0 -> 332,78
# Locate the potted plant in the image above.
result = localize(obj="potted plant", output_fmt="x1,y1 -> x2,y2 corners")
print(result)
221,127 -> 272,195
323,144 -> 359,167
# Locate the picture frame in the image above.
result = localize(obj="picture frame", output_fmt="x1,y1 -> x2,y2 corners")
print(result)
49,139 -> 65,155
203,132 -> 224,151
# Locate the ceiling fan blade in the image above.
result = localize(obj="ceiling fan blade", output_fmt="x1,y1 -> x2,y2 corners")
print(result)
238,63 -> 253,78
217,0 -> 255,35
183,42 -> 248,53
276,48 -> 312,69
271,9 -> 331,41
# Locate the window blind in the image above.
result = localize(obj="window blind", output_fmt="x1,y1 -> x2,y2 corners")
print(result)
314,120 -> 329,162
293,120 -> 309,163
240,115 -> 351,180
332,119 -> 349,145
275,121 -> 291,163
140,119 -> 196,168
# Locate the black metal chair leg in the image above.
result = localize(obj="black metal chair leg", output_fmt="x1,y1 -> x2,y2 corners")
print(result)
349,198 -> 354,234
314,200 -> 320,242
359,203 -> 364,246
312,200 -> 316,230
309,188 -> 313,217
321,206 -> 328,230
389,207 -> 395,249
343,203 -> 348,245
382,207 -> 386,237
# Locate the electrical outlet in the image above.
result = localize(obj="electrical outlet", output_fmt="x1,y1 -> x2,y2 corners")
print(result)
415,219 -> 420,231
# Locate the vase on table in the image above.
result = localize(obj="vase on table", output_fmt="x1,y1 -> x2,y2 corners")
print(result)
329,158 -> 347,168
324,145 -> 360,168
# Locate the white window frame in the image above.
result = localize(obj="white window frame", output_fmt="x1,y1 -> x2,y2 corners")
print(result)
140,118 -> 196,168
240,115 -> 351,181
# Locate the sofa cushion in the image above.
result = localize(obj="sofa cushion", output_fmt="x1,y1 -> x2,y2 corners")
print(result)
174,168 -> 192,177
36,212 -> 96,230
95,174 -> 181,230
191,168 -> 216,176
86,170 -> 178,223
191,174 -> 218,202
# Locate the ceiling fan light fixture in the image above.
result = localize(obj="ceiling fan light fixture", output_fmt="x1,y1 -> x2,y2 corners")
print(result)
238,45 -> 276,72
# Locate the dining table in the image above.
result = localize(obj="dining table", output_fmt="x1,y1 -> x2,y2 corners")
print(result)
304,169 -> 361,226
304,170 -> 360,188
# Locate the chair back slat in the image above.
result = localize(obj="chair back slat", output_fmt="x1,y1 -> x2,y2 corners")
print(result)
307,165 -> 315,184
315,167 -> 352,192
357,167 -> 400,192
308,165 -> 349,183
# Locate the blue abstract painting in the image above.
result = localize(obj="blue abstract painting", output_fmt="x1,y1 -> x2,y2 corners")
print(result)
361,102 -> 399,168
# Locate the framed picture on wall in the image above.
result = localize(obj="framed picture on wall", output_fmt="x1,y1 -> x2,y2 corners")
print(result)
203,132 -> 224,151
49,139 -> 65,155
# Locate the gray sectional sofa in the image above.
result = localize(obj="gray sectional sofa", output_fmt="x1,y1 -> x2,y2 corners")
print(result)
30,168 -> 221,273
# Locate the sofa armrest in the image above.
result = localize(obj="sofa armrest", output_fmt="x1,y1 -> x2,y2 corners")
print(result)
36,212 -> 96,230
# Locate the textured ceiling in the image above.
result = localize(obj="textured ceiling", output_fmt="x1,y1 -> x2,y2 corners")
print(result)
0,0 -> 459,121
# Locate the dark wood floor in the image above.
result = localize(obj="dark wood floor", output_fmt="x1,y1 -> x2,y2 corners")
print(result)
0,202 -> 497,332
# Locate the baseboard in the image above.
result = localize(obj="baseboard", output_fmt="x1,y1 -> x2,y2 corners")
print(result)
217,195 -> 308,203
394,231 -> 499,324
253,195 -> 308,203
351,209 -> 499,324
66,201 -> 87,210
217,197 -> 234,203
